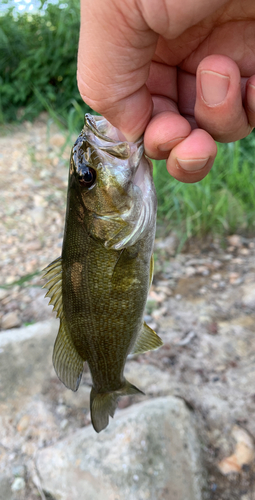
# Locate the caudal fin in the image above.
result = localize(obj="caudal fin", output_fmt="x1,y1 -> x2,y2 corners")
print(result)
90,380 -> 144,433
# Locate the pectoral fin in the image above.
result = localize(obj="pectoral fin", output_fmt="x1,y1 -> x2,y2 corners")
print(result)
131,322 -> 163,355
150,254 -> 154,287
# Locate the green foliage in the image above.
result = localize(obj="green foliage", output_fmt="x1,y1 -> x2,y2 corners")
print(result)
0,0 -> 91,126
1,2 -> 255,239
153,134 -> 255,239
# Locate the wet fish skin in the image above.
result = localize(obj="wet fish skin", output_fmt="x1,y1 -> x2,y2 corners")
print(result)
42,114 -> 162,432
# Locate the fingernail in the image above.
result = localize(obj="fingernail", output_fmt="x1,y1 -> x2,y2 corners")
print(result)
176,158 -> 209,172
158,137 -> 185,152
248,83 -> 255,112
200,70 -> 230,106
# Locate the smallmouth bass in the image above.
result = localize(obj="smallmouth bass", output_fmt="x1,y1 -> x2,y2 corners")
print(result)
43,114 -> 162,432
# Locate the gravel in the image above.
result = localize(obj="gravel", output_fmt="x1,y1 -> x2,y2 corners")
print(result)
1,115 -> 255,499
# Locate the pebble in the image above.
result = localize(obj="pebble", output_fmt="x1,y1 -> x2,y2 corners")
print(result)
60,419 -> 69,430
11,465 -> 26,478
185,266 -> 196,277
29,206 -> 45,225
229,272 -> 240,284
177,331 -> 196,346
11,477 -> 25,491
1,311 -> 21,330
5,276 -> 18,285
17,415 -> 30,433
151,306 -> 167,321
240,248 -> 250,256
241,283 -> 255,308
228,234 -> 242,247
211,273 -> 222,281
196,266 -> 210,276
0,289 -> 9,301
148,290 -> 166,303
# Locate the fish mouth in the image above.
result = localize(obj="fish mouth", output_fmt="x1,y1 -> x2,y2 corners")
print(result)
83,114 -> 151,194
84,114 -> 144,163
133,157 -> 151,190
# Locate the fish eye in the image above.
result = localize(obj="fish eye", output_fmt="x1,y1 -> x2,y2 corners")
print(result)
78,168 -> 96,188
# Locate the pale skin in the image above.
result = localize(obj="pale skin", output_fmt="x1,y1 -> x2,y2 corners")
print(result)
77,0 -> 255,183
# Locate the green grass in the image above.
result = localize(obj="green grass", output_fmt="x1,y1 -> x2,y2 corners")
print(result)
153,135 -> 255,241
0,271 -> 40,289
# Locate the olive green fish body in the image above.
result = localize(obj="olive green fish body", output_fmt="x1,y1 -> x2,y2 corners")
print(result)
43,114 -> 162,432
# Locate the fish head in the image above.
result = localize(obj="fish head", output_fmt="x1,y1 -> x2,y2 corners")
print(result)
70,114 -> 157,249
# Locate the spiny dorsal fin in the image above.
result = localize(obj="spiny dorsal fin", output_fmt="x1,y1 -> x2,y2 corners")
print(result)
42,257 -> 63,319
131,322 -> 163,355
53,319 -> 85,391
42,257 -> 62,280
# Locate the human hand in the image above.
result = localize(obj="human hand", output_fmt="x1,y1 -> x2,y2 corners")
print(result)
78,0 -> 255,183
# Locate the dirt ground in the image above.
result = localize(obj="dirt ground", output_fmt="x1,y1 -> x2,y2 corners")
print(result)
1,115 -> 255,499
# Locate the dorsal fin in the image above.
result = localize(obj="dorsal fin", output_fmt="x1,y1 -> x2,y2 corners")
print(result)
131,322 -> 163,355
42,257 -> 63,319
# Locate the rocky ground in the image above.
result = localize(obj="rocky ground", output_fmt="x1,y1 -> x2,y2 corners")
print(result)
0,115 -> 255,499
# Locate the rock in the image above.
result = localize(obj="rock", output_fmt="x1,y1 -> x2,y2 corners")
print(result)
0,319 -> 58,403
124,361 -> 173,395
241,283 -> 255,308
1,311 -> 21,330
11,465 -> 26,478
36,397 -> 204,500
0,475 -> 12,500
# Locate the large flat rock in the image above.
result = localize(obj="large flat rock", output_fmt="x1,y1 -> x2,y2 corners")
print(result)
0,319 -> 58,402
36,396 -> 204,500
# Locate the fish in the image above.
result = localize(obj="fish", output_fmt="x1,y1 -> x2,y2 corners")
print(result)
42,113 -> 163,433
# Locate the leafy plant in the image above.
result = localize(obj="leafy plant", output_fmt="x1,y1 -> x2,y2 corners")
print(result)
0,0 -> 91,125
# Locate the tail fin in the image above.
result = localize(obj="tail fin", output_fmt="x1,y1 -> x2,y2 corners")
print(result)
90,380 -> 144,433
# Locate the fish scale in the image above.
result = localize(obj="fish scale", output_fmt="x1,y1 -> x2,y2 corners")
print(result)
42,114 -> 163,432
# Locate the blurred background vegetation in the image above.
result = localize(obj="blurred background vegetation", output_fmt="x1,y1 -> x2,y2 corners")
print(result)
1,0 -> 255,241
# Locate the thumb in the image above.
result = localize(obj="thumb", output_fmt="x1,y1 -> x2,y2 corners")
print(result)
77,0 -> 157,140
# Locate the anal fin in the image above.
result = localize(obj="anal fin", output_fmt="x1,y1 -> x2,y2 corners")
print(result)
131,322 -> 163,355
42,257 -> 85,391
53,319 -> 85,392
